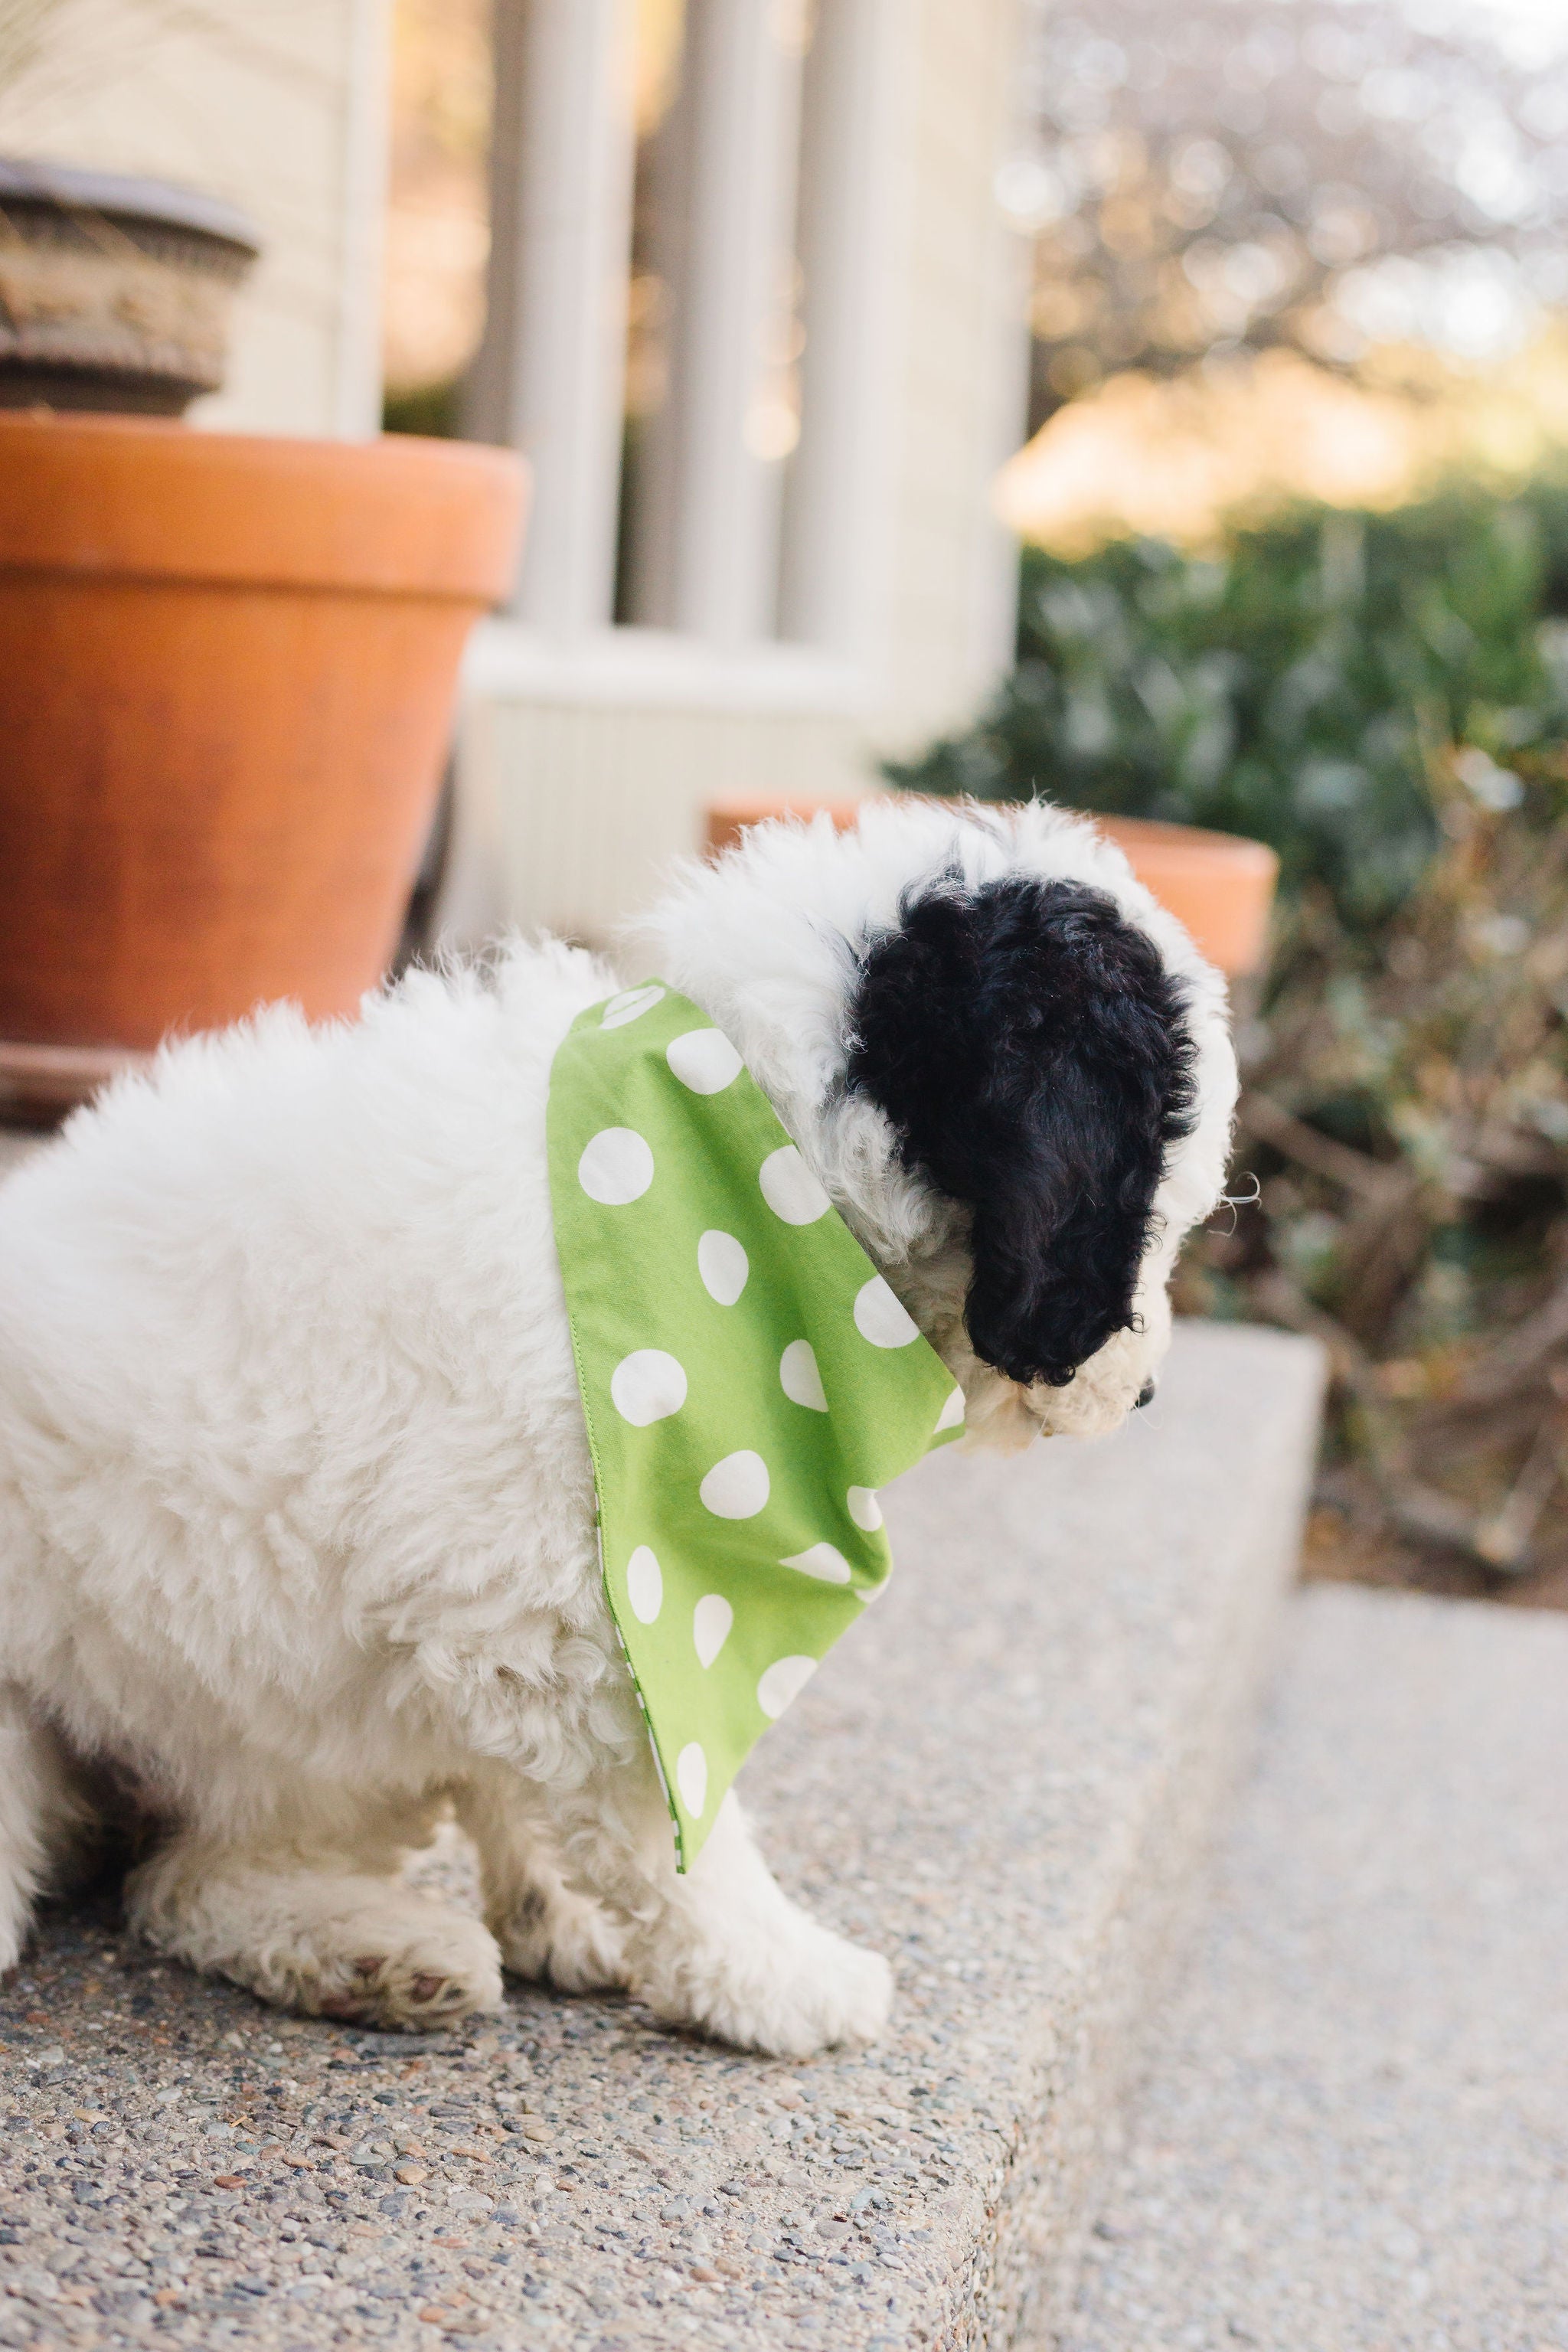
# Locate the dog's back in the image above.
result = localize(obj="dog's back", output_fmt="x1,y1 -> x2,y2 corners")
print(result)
0,940 -> 611,1958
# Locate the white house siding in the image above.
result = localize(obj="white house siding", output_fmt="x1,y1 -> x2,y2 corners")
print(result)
0,0 -> 389,437
453,694 -> 862,948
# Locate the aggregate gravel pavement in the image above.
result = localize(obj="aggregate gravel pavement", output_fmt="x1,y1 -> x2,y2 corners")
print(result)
2,1822 -> 998,2352
1067,1583 -> 1568,2352
0,1324 -> 1322,2351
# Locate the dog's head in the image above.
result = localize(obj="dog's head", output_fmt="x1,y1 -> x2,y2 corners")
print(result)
632,799 -> 1237,1446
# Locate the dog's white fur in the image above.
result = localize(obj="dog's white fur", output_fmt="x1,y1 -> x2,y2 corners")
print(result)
0,799 -> 1234,2055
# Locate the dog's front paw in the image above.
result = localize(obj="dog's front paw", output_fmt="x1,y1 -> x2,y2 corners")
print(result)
304,1903 -> 505,2031
495,1879 -> 629,1996
633,1909 -> 892,2058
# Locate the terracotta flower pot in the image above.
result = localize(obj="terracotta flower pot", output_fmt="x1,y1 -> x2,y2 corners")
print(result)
1089,814 -> 1278,978
0,414 -> 527,1098
705,793 -> 1278,978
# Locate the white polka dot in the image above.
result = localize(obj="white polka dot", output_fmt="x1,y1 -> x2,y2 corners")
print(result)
609,1348 -> 688,1426
935,1386 -> 966,1432
700,1449 -> 770,1519
599,984 -> 665,1029
666,1027 -> 743,1095
781,1542 -> 852,1585
757,1655 -> 818,1720
693,1593 -> 733,1670
578,1126 -> 654,1205
853,1274 -> 920,1348
759,1145 -> 830,1226
626,1546 -> 662,1625
779,1339 -> 828,1413
846,1485 -> 883,1532
697,1229 -> 749,1306
676,1741 -> 708,1818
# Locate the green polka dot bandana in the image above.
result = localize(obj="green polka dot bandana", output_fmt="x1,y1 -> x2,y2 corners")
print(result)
547,982 -> 966,1869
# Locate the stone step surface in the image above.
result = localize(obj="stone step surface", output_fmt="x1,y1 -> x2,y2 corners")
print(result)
0,1321 -> 1323,2352
1066,1583 -> 1568,2352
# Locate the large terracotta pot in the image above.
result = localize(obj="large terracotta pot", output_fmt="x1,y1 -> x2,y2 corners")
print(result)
704,794 -> 1278,978
0,414 -> 526,1087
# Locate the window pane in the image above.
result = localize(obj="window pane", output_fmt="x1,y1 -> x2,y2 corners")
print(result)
382,0 -> 495,436
614,0 -> 690,624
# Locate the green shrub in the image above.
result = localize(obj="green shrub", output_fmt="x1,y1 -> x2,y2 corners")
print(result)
1196,753 -> 1568,1583
888,483 -> 1568,927
382,378 -> 463,438
890,477 -> 1568,1582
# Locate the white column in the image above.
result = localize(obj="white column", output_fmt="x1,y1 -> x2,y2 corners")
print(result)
467,0 -> 637,635
665,0 -> 808,646
964,0 -> 1035,688
778,0 -> 914,660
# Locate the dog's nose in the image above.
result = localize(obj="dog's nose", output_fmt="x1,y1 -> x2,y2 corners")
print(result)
1135,1378 -> 1156,1409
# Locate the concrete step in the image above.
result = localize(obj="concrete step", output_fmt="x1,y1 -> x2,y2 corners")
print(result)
0,1318 -> 1323,2350
1065,1583 -> 1568,2352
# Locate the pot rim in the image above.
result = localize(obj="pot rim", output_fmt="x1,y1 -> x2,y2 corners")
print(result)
0,413 -> 528,602
1094,812 -> 1279,877
702,791 -> 1278,974
706,791 -> 1279,875
0,156 -> 262,256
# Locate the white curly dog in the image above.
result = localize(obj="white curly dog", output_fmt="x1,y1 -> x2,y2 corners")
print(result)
0,799 -> 1235,2056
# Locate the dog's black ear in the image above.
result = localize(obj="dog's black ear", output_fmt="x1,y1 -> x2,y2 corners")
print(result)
844,872 -> 1197,1386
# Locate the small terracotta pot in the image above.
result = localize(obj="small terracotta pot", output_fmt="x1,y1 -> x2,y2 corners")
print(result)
706,794 -> 871,858
0,414 -> 527,1083
1091,814 -> 1278,978
705,793 -> 1278,978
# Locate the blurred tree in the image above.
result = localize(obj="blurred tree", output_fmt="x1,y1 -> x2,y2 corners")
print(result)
1003,0 -> 1568,426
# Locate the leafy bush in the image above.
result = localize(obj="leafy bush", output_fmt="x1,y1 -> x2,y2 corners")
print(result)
891,481 -> 1568,1584
888,484 -> 1568,926
1197,754 -> 1568,1581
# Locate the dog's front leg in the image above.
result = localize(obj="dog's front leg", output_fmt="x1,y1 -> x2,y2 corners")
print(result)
456,1769 -> 629,1996
126,1823 -> 505,2031
541,1754 -> 892,2059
